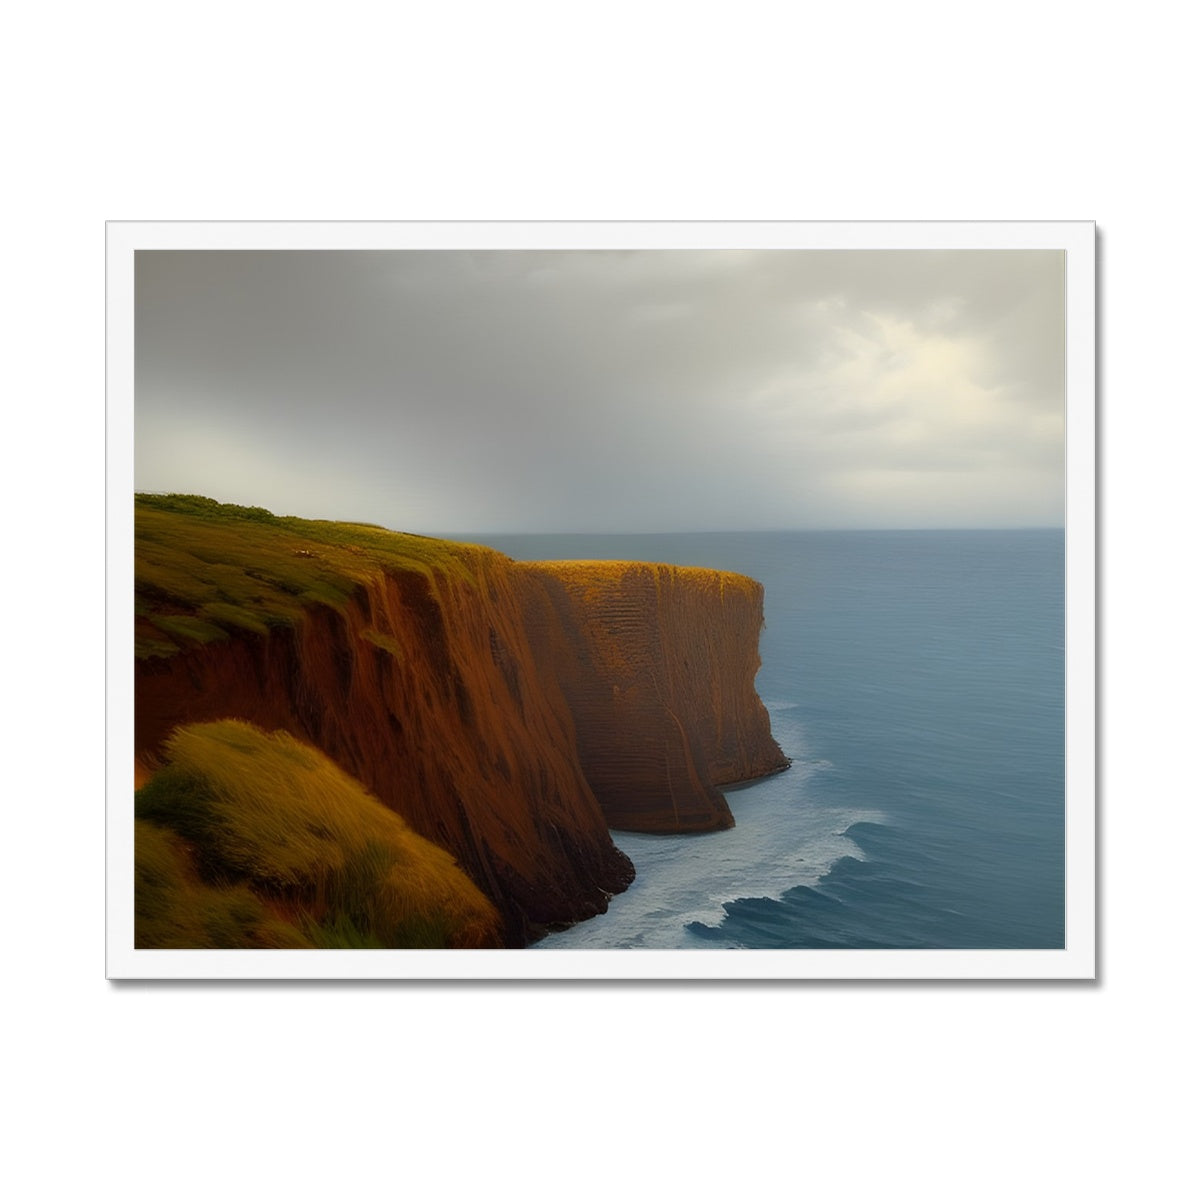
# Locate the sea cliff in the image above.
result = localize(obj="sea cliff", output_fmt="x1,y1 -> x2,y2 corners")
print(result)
134,495 -> 787,946
525,561 -> 789,832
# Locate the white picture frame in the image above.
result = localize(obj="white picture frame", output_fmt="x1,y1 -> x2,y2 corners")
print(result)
107,220 -> 1095,980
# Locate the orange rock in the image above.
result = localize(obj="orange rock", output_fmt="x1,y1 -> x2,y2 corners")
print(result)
134,503 -> 786,943
523,561 -> 789,833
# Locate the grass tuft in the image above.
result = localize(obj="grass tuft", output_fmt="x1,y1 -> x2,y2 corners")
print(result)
135,720 -> 502,949
135,820 -> 311,949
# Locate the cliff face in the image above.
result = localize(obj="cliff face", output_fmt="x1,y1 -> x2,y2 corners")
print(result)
134,497 -> 787,945
523,562 -> 789,833
138,556 -> 632,945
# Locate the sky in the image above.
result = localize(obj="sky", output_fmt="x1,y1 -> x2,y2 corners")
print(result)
135,249 -> 1064,533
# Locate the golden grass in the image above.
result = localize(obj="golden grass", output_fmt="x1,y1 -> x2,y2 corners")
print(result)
135,720 -> 503,949
135,493 -> 497,659
135,819 -> 312,949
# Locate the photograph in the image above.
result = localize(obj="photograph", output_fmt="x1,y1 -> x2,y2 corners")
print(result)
108,222 -> 1094,978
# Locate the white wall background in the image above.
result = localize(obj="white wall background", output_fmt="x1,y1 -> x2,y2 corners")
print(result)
5,3 -> 1191,1197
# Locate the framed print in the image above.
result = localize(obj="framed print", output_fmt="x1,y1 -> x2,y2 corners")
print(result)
106,221 -> 1095,979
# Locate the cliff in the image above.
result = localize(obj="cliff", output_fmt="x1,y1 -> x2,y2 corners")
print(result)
524,561 -> 789,832
134,495 -> 786,945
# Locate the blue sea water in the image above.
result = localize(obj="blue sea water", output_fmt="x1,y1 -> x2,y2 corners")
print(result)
478,530 -> 1064,950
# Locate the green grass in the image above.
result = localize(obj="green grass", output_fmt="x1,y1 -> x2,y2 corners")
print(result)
135,634 -> 179,659
135,820 -> 311,949
147,613 -> 230,646
359,627 -> 406,659
135,719 -> 502,949
135,493 -> 495,659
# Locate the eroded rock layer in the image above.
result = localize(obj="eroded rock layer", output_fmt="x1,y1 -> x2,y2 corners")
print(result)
523,562 -> 790,833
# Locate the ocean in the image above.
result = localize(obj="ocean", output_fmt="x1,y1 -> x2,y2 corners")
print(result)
477,530 -> 1065,950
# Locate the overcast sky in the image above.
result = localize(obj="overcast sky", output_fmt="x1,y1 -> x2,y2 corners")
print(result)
135,249 -> 1063,533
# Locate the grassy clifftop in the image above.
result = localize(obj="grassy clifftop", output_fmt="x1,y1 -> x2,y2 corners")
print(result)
135,493 -> 493,660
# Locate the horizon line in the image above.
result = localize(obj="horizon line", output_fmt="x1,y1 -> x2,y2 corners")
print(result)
131,493 -> 1064,538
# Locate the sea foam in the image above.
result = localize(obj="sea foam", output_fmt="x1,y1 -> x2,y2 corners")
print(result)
534,720 -> 881,949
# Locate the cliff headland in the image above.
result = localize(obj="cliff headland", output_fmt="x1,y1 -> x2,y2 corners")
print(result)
134,494 -> 788,948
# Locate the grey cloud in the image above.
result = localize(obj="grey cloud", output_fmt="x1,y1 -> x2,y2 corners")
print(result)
135,248 -> 1064,531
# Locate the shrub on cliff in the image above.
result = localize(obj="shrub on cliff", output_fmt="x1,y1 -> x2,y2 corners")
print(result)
135,720 -> 503,949
135,819 -> 311,949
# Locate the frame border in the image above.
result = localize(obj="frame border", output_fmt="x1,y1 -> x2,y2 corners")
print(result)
107,220 -> 1095,980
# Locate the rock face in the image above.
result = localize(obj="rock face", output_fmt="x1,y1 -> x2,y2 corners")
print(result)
135,502 -> 787,945
523,562 -> 790,832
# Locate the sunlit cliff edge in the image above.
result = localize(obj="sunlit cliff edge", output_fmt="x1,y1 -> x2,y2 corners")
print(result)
133,495 -> 789,947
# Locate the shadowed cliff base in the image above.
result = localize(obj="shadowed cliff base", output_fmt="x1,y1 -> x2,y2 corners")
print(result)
133,494 -> 787,946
